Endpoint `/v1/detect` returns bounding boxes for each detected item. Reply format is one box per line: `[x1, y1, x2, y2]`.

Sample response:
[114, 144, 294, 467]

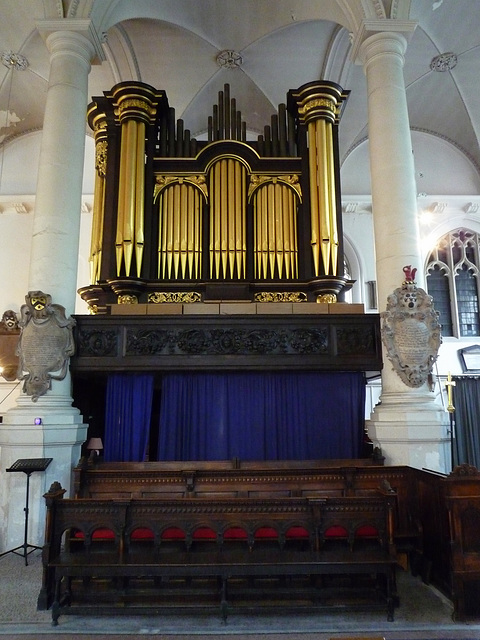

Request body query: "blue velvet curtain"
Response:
[104, 373, 154, 462]
[453, 376, 480, 468]
[157, 371, 365, 461]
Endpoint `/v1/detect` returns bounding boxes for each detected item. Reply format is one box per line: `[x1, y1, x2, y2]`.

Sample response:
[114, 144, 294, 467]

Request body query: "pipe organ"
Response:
[81, 80, 349, 312]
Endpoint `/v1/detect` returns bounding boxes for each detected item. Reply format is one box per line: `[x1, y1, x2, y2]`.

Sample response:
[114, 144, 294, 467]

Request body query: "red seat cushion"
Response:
[286, 525, 310, 539]
[193, 527, 216, 540]
[73, 528, 115, 540]
[325, 525, 348, 539]
[355, 525, 378, 538]
[224, 527, 248, 540]
[254, 526, 278, 539]
[161, 527, 186, 540]
[131, 528, 154, 540]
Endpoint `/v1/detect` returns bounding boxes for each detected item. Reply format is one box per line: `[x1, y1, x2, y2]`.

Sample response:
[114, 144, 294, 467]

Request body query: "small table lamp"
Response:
[86, 437, 103, 460]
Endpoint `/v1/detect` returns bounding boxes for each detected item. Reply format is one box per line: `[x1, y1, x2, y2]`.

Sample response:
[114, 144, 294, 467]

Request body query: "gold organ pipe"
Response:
[220, 160, 228, 278]
[228, 159, 235, 277]
[186, 185, 194, 278]
[290, 186, 296, 278]
[116, 121, 129, 275]
[194, 187, 201, 278]
[281, 184, 290, 279]
[275, 183, 284, 279]
[166, 185, 174, 278]
[291, 187, 298, 278]
[242, 165, 247, 277]
[123, 119, 138, 276]
[157, 181, 204, 280]
[210, 164, 221, 277]
[234, 162, 241, 275]
[173, 183, 181, 277]
[180, 182, 188, 277]
[208, 158, 247, 279]
[307, 121, 320, 276]
[90, 162, 105, 283]
[268, 183, 276, 277]
[317, 119, 331, 275]
[326, 122, 338, 276]
[253, 191, 259, 278]
[261, 185, 268, 278]
[158, 191, 165, 278]
[135, 121, 146, 277]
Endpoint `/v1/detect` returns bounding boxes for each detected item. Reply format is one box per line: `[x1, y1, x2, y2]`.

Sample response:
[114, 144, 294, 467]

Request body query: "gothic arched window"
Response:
[426, 229, 480, 337]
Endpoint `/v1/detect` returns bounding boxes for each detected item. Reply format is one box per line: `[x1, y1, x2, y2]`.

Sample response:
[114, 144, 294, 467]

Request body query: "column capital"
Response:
[287, 80, 349, 126]
[36, 18, 105, 63]
[350, 19, 417, 66]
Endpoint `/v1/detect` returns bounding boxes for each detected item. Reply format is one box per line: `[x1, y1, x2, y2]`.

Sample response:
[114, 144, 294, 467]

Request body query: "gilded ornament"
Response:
[93, 120, 107, 135]
[316, 294, 337, 304]
[255, 292, 307, 303]
[148, 292, 202, 304]
[115, 98, 156, 118]
[299, 98, 335, 115]
[118, 295, 138, 305]
[95, 140, 108, 177]
[154, 175, 208, 201]
[248, 174, 301, 200]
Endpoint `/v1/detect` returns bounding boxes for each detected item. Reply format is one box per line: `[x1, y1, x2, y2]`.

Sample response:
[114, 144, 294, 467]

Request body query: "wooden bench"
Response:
[38, 482, 398, 625]
[73, 458, 421, 570]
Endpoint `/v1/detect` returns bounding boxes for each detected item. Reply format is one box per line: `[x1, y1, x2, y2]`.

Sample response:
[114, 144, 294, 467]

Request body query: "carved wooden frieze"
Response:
[125, 327, 328, 356]
[71, 313, 382, 372]
[76, 329, 119, 357]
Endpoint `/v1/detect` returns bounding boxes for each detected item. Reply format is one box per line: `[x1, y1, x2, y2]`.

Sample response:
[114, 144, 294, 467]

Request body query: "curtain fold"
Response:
[157, 371, 365, 461]
[453, 376, 480, 468]
[104, 373, 154, 462]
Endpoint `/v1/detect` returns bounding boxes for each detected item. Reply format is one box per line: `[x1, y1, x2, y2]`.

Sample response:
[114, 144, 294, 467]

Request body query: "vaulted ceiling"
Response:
[1, 0, 479, 196]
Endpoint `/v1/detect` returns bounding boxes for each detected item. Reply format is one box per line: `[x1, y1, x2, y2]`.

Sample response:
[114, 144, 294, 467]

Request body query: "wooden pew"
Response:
[39, 482, 398, 625]
[72, 457, 420, 567]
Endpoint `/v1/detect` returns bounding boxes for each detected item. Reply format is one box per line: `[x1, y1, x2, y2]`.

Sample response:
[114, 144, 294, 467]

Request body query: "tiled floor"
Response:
[1, 551, 479, 638]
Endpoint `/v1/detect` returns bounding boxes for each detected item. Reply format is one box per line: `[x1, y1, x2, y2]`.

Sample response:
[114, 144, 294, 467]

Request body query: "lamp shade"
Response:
[86, 437, 103, 451]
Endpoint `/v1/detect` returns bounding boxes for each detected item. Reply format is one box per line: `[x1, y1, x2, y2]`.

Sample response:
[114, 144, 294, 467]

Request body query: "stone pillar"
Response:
[0, 25, 99, 552]
[354, 24, 448, 470]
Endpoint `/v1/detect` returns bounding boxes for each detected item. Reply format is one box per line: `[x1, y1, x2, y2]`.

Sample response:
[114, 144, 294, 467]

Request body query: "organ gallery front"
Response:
[80, 80, 350, 311]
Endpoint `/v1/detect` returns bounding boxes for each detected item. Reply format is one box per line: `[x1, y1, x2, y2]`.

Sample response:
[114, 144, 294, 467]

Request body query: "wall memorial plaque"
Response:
[0, 310, 20, 381]
[16, 291, 75, 401]
[381, 266, 441, 388]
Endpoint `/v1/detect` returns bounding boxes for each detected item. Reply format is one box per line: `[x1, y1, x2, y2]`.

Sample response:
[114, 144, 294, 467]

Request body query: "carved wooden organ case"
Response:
[81, 80, 350, 311]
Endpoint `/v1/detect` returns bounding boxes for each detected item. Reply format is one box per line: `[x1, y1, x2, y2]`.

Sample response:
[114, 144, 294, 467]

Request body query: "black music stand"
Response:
[0, 458, 52, 565]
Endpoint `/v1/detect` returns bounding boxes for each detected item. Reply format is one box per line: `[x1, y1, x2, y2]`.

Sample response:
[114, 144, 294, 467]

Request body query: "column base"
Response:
[0, 395, 87, 553]
[366, 391, 450, 472]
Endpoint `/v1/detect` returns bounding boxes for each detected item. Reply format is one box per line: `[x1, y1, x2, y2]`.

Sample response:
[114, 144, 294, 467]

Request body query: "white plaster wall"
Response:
[340, 131, 480, 198]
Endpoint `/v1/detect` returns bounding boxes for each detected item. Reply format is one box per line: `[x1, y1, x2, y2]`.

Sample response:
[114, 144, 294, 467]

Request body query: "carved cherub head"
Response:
[1, 310, 19, 331]
[25, 291, 51, 320]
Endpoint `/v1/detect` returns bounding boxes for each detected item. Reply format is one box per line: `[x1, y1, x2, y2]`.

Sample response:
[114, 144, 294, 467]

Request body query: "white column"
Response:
[357, 28, 448, 470]
[0, 28, 95, 553]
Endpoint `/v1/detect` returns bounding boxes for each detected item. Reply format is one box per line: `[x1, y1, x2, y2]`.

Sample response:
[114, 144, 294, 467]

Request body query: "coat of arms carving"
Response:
[381, 266, 441, 388]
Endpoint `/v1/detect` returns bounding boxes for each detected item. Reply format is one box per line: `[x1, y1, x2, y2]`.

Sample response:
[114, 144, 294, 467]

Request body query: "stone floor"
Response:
[1, 550, 479, 639]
